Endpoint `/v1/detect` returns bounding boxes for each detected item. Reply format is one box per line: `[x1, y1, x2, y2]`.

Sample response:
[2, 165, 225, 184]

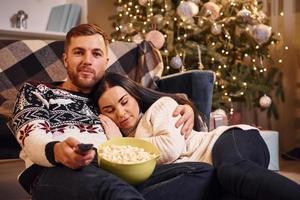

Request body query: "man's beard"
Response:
[68, 70, 99, 92]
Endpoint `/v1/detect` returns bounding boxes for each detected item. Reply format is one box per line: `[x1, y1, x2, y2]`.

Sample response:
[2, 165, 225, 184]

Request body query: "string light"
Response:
[111, 0, 286, 117]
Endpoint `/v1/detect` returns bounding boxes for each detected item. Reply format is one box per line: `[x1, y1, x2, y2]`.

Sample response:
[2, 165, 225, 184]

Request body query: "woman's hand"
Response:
[173, 104, 194, 139]
[99, 114, 123, 140]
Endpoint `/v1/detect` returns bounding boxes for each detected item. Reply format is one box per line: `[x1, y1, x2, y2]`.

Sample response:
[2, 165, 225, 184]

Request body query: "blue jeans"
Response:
[212, 128, 300, 200]
[31, 162, 216, 200]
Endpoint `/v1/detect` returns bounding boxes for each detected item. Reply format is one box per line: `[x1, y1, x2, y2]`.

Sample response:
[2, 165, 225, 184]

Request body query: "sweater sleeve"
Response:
[135, 97, 186, 164]
[11, 82, 55, 167]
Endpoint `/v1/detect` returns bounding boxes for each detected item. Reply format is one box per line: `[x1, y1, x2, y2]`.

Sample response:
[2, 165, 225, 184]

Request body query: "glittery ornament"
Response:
[252, 24, 272, 45]
[145, 30, 165, 49]
[177, 1, 199, 21]
[116, 6, 123, 12]
[190, 0, 201, 4]
[259, 94, 272, 108]
[153, 14, 164, 25]
[211, 23, 222, 35]
[170, 55, 183, 69]
[201, 2, 220, 20]
[237, 7, 251, 18]
[138, 0, 148, 6]
[132, 33, 143, 44]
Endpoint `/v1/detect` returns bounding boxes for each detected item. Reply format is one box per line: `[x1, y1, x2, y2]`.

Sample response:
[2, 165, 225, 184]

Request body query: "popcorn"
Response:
[99, 144, 156, 164]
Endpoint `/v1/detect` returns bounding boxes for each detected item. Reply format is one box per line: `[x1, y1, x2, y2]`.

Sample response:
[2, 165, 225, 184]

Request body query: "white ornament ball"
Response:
[145, 30, 165, 49]
[132, 33, 143, 44]
[138, 0, 148, 6]
[187, 1, 199, 16]
[252, 24, 272, 45]
[177, 1, 199, 21]
[170, 55, 183, 69]
[211, 24, 222, 35]
[259, 95, 272, 108]
[201, 2, 220, 20]
[237, 7, 252, 18]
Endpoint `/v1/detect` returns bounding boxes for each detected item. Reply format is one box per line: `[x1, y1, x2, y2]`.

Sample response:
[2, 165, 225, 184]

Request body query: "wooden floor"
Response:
[278, 158, 300, 184]
[0, 158, 299, 199]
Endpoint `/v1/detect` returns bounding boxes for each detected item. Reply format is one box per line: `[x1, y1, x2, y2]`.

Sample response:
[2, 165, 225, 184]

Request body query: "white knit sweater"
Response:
[134, 97, 257, 165]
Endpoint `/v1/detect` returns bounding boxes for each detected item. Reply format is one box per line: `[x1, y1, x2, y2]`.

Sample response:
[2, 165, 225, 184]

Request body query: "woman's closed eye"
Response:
[121, 99, 128, 105]
[102, 107, 114, 114]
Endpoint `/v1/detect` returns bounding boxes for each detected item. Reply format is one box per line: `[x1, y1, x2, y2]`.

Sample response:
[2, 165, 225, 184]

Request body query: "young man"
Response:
[11, 24, 216, 200]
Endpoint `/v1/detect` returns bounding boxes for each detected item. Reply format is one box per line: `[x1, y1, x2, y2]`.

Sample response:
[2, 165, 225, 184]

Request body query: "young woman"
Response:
[93, 72, 300, 200]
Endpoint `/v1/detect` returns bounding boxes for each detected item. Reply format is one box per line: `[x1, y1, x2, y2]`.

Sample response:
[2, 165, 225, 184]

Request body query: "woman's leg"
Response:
[136, 162, 219, 200]
[212, 128, 300, 200]
[31, 164, 145, 200]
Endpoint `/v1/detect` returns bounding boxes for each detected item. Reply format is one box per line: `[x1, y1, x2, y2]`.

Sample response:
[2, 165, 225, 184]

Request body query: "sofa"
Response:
[0, 39, 215, 199]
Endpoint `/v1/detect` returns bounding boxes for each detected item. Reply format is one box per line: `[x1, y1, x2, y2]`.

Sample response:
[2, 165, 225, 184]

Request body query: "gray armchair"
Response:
[157, 70, 215, 128]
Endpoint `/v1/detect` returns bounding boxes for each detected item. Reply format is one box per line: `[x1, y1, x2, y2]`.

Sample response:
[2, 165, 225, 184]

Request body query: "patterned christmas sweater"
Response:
[11, 81, 107, 168]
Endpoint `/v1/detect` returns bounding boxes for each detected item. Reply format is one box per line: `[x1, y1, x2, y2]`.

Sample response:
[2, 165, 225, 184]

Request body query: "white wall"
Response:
[0, 0, 69, 31]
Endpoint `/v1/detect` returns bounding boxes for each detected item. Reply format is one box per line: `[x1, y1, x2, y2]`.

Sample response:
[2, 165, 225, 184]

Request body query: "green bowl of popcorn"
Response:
[98, 137, 160, 185]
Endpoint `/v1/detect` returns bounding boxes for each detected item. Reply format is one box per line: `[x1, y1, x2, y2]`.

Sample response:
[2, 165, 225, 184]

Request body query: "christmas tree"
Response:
[110, 0, 285, 119]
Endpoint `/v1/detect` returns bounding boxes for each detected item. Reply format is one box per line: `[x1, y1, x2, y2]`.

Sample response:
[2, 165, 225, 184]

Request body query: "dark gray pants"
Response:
[31, 162, 216, 200]
[212, 128, 300, 200]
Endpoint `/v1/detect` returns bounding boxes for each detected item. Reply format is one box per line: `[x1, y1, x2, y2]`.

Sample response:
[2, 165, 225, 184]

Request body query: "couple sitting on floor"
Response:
[11, 23, 300, 200]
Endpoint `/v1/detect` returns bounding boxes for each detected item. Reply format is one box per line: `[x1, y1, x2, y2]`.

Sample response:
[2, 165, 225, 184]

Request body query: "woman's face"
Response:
[98, 86, 140, 129]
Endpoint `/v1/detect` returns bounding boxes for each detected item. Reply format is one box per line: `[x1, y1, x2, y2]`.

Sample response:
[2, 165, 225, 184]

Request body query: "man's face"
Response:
[63, 34, 109, 93]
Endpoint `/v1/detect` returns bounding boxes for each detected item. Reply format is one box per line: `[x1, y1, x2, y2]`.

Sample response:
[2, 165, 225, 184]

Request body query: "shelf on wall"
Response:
[0, 27, 66, 40]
